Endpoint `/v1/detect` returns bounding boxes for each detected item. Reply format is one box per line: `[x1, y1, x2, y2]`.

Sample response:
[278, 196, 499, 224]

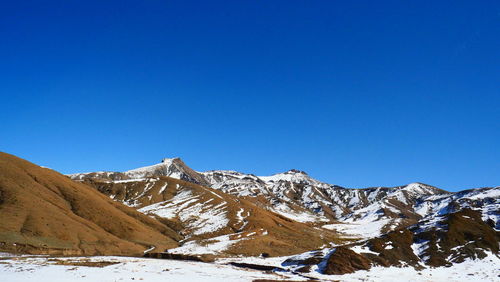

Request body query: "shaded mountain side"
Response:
[0, 152, 181, 256]
[282, 208, 500, 275]
[80, 176, 343, 257]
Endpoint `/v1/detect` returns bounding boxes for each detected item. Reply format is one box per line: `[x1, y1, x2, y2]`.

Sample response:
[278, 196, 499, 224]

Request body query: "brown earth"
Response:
[0, 152, 181, 256]
[323, 246, 371, 275]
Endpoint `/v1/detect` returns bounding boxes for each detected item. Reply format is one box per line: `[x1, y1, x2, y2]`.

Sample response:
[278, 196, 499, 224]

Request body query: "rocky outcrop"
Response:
[323, 247, 371, 275]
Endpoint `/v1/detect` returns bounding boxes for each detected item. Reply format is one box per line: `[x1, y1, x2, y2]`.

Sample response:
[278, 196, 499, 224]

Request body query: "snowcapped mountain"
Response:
[201, 169, 452, 235]
[69, 158, 497, 234]
[67, 157, 499, 276]
[124, 158, 210, 186]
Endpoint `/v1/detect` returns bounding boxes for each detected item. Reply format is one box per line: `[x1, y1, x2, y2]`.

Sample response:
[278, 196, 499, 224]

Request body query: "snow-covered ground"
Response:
[168, 229, 269, 255]
[1, 252, 498, 282]
[322, 220, 393, 239]
[270, 202, 328, 223]
[0, 255, 297, 282]
[168, 233, 246, 255]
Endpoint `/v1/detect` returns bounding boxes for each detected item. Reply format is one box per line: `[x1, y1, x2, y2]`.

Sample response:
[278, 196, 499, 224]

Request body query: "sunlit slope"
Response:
[0, 152, 181, 255]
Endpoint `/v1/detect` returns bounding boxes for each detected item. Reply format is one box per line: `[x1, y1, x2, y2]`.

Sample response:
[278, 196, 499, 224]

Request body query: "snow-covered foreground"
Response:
[0, 253, 498, 282]
[0, 255, 294, 282]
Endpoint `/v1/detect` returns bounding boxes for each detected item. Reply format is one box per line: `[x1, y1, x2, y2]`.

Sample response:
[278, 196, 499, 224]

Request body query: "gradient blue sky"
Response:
[1, 1, 499, 191]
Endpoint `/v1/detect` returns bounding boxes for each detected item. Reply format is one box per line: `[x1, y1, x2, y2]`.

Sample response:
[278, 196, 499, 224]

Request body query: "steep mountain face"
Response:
[0, 152, 181, 256]
[201, 169, 332, 223]
[203, 169, 451, 237]
[80, 176, 340, 257]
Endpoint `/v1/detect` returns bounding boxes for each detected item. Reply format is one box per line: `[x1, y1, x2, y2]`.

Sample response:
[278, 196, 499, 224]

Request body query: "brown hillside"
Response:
[0, 152, 181, 256]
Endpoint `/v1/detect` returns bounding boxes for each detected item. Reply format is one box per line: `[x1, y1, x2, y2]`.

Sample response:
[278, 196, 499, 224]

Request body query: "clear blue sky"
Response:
[1, 1, 499, 191]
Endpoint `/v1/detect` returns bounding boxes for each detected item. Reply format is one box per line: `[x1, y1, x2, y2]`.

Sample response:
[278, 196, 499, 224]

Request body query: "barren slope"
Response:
[0, 152, 181, 256]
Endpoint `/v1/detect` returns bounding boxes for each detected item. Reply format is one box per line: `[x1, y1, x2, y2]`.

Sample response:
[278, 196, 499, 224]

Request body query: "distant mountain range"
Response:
[1, 153, 497, 276]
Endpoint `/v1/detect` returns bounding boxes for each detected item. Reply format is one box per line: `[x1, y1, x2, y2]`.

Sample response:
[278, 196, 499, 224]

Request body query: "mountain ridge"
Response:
[70, 158, 465, 193]
[69, 158, 497, 238]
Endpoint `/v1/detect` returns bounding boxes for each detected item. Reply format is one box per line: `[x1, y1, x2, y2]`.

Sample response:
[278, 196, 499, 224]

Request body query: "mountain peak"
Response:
[284, 169, 308, 175]
[124, 158, 208, 185]
[259, 169, 321, 185]
[400, 182, 446, 195]
[160, 157, 182, 164]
